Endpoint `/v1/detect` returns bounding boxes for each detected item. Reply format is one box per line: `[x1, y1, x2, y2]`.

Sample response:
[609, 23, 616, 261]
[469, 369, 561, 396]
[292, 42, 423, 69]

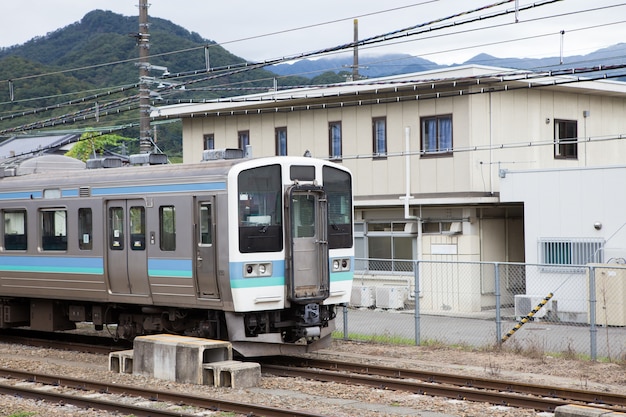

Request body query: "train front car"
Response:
[224, 157, 353, 356]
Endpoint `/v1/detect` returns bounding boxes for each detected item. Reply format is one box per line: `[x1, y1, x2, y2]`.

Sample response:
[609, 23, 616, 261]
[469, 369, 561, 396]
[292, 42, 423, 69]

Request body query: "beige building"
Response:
[153, 65, 626, 313]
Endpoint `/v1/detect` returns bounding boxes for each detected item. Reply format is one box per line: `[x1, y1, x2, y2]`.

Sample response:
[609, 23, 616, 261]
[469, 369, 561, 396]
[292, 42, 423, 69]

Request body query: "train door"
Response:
[106, 200, 150, 295]
[286, 187, 329, 302]
[195, 197, 219, 298]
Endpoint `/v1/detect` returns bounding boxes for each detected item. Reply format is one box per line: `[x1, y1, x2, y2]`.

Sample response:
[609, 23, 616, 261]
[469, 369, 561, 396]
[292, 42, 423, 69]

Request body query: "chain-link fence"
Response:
[337, 259, 626, 361]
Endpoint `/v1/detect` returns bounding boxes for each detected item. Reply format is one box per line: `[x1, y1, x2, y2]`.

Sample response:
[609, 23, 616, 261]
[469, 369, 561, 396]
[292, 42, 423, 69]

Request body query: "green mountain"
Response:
[0, 10, 334, 156]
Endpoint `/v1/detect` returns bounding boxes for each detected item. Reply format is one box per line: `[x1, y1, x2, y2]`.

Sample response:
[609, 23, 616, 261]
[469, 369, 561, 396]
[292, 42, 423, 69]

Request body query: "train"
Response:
[0, 150, 354, 356]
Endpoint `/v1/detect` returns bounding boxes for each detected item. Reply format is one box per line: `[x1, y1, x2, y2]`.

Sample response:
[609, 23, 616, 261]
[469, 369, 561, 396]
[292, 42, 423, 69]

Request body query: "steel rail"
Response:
[0, 328, 132, 354]
[0, 367, 328, 417]
[278, 357, 626, 408]
[0, 381, 195, 417]
[262, 361, 626, 413]
[263, 363, 569, 412]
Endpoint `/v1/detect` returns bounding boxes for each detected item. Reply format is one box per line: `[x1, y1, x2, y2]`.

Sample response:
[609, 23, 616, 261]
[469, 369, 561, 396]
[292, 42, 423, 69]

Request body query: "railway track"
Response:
[4, 330, 626, 414]
[262, 356, 626, 413]
[0, 328, 132, 354]
[0, 367, 327, 417]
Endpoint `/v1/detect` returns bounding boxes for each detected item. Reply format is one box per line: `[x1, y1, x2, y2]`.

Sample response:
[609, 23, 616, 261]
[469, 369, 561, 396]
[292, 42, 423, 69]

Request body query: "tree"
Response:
[65, 131, 132, 161]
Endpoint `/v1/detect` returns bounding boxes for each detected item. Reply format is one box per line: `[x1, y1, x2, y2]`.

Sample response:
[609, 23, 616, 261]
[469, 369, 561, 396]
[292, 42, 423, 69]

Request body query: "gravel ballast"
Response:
[0, 338, 624, 417]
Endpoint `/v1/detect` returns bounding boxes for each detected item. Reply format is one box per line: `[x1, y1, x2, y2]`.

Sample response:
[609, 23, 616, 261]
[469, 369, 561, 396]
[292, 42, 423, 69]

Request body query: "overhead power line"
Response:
[1, 0, 617, 135]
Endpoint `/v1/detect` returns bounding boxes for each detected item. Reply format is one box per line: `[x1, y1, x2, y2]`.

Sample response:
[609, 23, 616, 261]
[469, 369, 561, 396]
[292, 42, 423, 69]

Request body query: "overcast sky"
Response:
[3, 1, 626, 65]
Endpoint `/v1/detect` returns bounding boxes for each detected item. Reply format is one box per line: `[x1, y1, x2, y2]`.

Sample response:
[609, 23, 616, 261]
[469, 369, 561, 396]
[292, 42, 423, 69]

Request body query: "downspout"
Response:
[489, 91, 494, 195]
[403, 126, 420, 238]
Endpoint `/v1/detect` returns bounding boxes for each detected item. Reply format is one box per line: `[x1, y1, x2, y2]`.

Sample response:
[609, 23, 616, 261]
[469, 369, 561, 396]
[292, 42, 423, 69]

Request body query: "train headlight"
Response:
[259, 262, 272, 276]
[244, 262, 273, 277]
[332, 258, 350, 272]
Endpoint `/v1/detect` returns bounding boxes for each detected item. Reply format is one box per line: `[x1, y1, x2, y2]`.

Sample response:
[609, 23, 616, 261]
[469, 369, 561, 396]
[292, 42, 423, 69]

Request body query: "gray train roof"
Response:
[0, 157, 243, 194]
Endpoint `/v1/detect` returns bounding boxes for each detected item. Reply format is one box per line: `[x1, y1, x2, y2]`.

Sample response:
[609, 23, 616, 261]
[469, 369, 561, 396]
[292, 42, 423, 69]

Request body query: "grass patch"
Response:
[332, 331, 415, 345]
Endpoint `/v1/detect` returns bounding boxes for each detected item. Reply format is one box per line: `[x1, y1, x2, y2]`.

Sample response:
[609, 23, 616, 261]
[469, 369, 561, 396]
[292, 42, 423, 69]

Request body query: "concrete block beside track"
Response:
[132, 334, 232, 384]
[555, 405, 626, 417]
[203, 360, 261, 388]
[109, 349, 134, 374]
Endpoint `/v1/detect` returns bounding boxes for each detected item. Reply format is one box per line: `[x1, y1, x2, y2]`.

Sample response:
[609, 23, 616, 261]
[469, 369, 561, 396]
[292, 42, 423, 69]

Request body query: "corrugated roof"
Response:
[0, 134, 79, 172]
[152, 64, 626, 119]
[0, 134, 77, 159]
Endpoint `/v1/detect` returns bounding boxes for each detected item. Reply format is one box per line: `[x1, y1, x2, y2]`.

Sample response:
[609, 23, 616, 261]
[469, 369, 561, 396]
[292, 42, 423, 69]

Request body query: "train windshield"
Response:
[323, 166, 353, 249]
[238, 164, 283, 253]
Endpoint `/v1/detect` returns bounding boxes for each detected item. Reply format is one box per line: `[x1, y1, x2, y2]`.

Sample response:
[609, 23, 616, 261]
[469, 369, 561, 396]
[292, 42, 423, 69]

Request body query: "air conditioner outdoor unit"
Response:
[350, 286, 375, 308]
[375, 286, 408, 309]
[514, 295, 557, 320]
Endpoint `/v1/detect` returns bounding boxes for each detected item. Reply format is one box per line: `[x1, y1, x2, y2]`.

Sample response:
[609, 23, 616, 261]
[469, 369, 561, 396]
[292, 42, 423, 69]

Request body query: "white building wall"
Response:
[500, 165, 626, 320]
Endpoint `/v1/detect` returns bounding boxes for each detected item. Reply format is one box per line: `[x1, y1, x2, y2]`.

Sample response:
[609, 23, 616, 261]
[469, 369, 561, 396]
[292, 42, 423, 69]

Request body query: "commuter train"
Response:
[0, 151, 354, 356]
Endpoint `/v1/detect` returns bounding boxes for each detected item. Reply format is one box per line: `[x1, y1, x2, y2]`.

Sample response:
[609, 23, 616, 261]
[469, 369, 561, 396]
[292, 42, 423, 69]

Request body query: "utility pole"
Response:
[352, 19, 359, 81]
[138, 0, 152, 154]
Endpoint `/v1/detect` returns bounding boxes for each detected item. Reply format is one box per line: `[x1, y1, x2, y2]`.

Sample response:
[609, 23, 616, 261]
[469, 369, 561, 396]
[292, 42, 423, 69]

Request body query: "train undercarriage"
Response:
[0, 298, 336, 349]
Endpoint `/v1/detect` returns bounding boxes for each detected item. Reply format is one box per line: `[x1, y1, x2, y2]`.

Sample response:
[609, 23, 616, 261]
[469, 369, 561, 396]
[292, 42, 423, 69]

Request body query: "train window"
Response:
[160, 206, 176, 251]
[238, 164, 283, 253]
[41, 209, 67, 251]
[293, 194, 316, 238]
[290, 165, 315, 181]
[78, 208, 93, 250]
[129, 206, 145, 251]
[323, 166, 353, 249]
[3, 210, 27, 250]
[199, 203, 212, 245]
[109, 207, 124, 250]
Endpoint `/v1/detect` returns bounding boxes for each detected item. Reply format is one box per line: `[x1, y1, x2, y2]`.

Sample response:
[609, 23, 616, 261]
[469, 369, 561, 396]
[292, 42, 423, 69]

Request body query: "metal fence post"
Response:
[414, 259, 421, 346]
[342, 303, 348, 340]
[494, 262, 502, 346]
[588, 265, 597, 360]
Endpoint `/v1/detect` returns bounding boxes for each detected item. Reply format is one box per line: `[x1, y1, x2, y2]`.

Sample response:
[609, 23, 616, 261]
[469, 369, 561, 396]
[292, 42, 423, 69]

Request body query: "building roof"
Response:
[152, 64, 626, 119]
[0, 134, 79, 171]
[0, 134, 77, 159]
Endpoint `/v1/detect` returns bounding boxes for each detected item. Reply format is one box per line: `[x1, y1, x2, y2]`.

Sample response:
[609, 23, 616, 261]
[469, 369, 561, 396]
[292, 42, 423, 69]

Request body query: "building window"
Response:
[78, 208, 93, 250]
[159, 206, 176, 251]
[275, 127, 287, 156]
[372, 117, 387, 158]
[203, 133, 214, 150]
[3, 210, 27, 250]
[539, 238, 603, 272]
[41, 209, 67, 251]
[355, 221, 416, 272]
[554, 119, 577, 159]
[238, 130, 250, 150]
[421, 114, 452, 155]
[329, 121, 342, 160]
[422, 221, 462, 234]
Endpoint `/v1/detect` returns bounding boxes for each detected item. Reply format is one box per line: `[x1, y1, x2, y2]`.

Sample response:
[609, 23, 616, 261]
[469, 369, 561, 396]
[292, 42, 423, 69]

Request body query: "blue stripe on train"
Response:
[229, 260, 286, 289]
[0, 256, 104, 274]
[228, 259, 353, 289]
[0, 182, 226, 201]
[147, 258, 193, 278]
[93, 182, 226, 196]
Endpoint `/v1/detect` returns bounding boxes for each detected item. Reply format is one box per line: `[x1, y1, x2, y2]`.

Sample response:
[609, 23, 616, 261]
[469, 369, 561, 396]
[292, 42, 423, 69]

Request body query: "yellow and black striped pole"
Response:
[501, 292, 554, 343]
